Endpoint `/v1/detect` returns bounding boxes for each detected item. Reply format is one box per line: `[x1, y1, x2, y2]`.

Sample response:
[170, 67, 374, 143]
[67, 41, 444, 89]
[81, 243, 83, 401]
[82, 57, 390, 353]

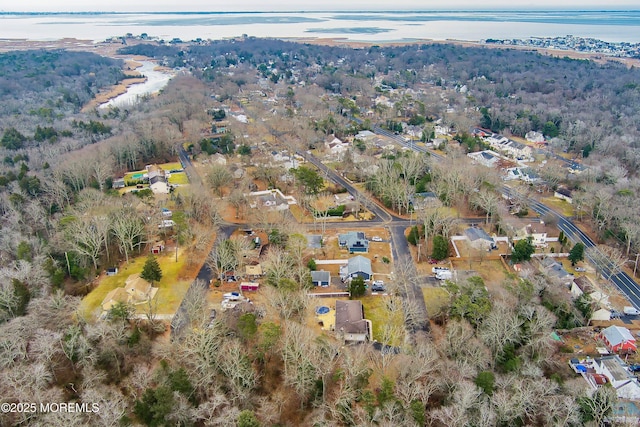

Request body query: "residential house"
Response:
[484, 134, 533, 160]
[101, 288, 130, 311]
[340, 255, 373, 281]
[503, 217, 557, 247]
[467, 150, 500, 168]
[147, 165, 169, 194]
[571, 276, 595, 299]
[125, 274, 157, 303]
[325, 135, 350, 156]
[600, 325, 637, 354]
[464, 227, 495, 251]
[247, 189, 297, 211]
[519, 168, 541, 184]
[525, 131, 545, 143]
[410, 192, 442, 210]
[338, 231, 369, 253]
[311, 270, 331, 287]
[335, 300, 371, 343]
[541, 257, 574, 286]
[554, 187, 573, 204]
[594, 356, 640, 399]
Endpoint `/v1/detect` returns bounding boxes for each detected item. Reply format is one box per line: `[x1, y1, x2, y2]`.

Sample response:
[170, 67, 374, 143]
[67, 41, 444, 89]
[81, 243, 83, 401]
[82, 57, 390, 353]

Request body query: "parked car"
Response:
[372, 280, 385, 292]
[371, 236, 383, 242]
[371, 283, 387, 292]
[624, 306, 640, 316]
[575, 267, 586, 272]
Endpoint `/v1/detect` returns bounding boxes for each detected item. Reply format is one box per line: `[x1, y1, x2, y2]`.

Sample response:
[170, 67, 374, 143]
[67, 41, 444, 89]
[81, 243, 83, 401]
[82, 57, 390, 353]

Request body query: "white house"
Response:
[148, 165, 169, 194]
[467, 150, 501, 168]
[525, 131, 545, 143]
[325, 135, 350, 156]
[247, 189, 297, 211]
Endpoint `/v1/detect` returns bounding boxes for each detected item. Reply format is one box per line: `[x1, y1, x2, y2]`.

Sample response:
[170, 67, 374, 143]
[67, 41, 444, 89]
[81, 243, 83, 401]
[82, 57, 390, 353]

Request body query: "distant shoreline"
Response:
[0, 35, 638, 70]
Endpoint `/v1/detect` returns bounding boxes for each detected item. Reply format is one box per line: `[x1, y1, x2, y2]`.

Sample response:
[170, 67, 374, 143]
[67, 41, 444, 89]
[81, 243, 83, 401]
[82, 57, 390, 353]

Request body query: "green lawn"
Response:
[541, 197, 574, 217]
[160, 162, 183, 171]
[422, 287, 450, 318]
[79, 251, 191, 319]
[361, 295, 404, 345]
[168, 172, 189, 185]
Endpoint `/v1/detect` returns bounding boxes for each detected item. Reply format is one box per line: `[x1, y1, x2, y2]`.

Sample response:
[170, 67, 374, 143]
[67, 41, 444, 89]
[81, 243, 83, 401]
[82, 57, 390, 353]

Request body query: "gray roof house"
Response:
[335, 300, 371, 343]
[311, 270, 330, 287]
[340, 255, 372, 281]
[339, 231, 369, 253]
[541, 258, 574, 285]
[464, 227, 495, 250]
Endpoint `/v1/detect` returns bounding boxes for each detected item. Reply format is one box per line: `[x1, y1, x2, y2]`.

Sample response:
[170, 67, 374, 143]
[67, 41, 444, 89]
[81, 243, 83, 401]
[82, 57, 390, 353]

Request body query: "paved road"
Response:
[503, 185, 640, 309]
[178, 146, 202, 187]
[299, 150, 397, 223]
[369, 123, 640, 310]
[389, 224, 430, 334]
[300, 150, 430, 333]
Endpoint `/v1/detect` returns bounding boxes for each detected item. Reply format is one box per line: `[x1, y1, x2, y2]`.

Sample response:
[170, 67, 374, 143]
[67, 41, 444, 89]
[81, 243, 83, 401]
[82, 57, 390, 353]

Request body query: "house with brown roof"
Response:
[101, 288, 130, 311]
[335, 300, 371, 343]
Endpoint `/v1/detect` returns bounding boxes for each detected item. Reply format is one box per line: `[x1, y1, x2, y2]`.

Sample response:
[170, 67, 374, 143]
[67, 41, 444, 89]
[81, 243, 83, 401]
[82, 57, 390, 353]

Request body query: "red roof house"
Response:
[600, 325, 637, 354]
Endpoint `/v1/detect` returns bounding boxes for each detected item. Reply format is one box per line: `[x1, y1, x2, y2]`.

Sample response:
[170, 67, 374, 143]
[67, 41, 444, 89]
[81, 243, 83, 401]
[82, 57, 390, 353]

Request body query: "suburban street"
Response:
[375, 123, 640, 310]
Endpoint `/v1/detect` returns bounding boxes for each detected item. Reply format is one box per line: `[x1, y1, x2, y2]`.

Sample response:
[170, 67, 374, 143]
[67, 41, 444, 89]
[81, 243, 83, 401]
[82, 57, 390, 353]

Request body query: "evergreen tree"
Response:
[141, 255, 162, 283]
[568, 242, 585, 266]
[511, 237, 535, 263]
[431, 235, 448, 260]
[348, 276, 366, 298]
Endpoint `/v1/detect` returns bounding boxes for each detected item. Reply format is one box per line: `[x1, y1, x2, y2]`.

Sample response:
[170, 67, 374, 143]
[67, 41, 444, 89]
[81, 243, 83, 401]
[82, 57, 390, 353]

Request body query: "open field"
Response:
[79, 248, 193, 319]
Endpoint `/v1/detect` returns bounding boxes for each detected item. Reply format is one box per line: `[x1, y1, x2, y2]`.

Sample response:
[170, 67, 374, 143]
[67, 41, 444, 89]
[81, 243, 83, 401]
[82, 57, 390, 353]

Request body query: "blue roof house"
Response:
[339, 231, 369, 253]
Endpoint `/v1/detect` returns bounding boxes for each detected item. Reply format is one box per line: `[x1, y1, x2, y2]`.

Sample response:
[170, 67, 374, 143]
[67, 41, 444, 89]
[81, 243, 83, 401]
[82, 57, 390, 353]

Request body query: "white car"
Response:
[575, 267, 586, 272]
[371, 236, 383, 242]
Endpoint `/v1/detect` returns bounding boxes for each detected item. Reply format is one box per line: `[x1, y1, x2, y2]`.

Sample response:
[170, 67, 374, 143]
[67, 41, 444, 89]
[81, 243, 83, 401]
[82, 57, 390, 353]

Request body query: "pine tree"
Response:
[432, 235, 449, 260]
[568, 242, 585, 266]
[141, 254, 162, 283]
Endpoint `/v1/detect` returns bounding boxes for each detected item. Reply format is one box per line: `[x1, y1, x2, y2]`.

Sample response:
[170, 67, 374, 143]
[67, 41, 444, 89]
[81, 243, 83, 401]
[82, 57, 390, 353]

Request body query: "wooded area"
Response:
[0, 37, 638, 425]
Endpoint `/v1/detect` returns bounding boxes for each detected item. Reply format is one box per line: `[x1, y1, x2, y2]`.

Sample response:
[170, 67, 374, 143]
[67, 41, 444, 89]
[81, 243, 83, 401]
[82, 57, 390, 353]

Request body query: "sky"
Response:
[4, 0, 640, 12]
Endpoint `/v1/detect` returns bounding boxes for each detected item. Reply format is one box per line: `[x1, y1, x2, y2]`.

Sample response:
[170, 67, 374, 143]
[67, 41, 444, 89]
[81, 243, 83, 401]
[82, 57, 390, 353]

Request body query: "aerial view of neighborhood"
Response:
[3, 6, 640, 426]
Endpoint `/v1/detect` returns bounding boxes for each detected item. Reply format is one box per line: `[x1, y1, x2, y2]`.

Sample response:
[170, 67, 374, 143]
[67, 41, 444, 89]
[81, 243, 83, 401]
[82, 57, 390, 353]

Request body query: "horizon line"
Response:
[3, 9, 640, 14]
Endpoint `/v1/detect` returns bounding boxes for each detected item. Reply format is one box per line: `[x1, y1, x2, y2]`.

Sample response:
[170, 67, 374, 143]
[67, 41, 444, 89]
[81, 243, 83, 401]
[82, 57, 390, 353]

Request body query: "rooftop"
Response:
[335, 300, 368, 334]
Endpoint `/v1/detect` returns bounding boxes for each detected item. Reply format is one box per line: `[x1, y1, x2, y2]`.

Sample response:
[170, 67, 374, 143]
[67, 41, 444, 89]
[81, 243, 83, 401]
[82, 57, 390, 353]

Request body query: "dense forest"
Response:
[0, 37, 638, 425]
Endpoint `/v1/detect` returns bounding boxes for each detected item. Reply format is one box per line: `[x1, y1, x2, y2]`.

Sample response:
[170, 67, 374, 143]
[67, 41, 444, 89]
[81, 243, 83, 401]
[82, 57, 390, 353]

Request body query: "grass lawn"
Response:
[422, 287, 450, 318]
[541, 197, 574, 217]
[79, 250, 192, 319]
[160, 162, 183, 171]
[360, 295, 404, 345]
[168, 172, 189, 185]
